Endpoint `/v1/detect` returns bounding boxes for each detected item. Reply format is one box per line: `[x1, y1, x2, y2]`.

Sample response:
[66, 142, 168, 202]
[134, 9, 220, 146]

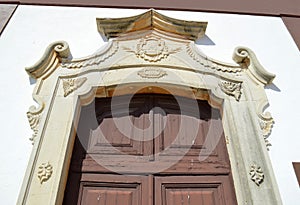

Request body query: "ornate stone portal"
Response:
[18, 9, 282, 205]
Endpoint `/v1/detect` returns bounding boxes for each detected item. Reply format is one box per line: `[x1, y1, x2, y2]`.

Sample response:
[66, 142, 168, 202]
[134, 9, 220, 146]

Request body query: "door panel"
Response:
[77, 174, 152, 205]
[155, 176, 237, 205]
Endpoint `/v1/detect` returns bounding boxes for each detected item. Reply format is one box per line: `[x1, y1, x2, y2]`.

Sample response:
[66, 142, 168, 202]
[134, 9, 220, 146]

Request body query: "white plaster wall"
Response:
[0, 5, 299, 204]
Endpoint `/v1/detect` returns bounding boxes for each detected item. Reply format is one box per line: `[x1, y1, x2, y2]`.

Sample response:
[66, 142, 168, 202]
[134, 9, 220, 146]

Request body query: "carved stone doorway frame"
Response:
[18, 10, 282, 205]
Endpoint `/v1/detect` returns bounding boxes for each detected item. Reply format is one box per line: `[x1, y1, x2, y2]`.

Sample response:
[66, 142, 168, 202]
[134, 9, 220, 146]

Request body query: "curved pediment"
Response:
[25, 9, 275, 101]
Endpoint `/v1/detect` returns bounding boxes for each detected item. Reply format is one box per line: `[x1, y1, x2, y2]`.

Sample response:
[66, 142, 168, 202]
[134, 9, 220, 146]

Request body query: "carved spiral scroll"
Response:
[233, 46, 275, 85]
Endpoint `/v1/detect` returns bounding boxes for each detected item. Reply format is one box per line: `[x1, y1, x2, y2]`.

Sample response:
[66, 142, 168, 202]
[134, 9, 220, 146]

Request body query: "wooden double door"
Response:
[63, 94, 237, 205]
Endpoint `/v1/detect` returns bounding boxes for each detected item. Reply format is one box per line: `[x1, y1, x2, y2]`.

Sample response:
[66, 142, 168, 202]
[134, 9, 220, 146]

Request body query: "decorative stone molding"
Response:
[219, 80, 242, 101]
[249, 164, 265, 186]
[96, 9, 207, 41]
[123, 36, 181, 62]
[37, 162, 53, 184]
[27, 97, 44, 145]
[186, 43, 242, 73]
[61, 42, 119, 69]
[19, 9, 282, 205]
[62, 77, 87, 97]
[25, 41, 70, 79]
[259, 112, 274, 151]
[233, 47, 276, 84]
[137, 68, 167, 79]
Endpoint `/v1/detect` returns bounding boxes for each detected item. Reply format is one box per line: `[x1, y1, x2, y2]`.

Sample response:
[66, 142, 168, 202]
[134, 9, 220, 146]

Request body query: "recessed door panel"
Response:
[76, 174, 151, 205]
[155, 176, 237, 205]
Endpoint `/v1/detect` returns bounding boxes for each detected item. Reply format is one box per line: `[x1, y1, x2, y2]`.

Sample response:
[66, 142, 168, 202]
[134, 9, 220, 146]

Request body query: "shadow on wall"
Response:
[265, 83, 281, 92]
[195, 35, 215, 46]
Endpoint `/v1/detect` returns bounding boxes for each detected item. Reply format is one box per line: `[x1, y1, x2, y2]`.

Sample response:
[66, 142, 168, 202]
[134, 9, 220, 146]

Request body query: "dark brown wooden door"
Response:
[63, 94, 237, 205]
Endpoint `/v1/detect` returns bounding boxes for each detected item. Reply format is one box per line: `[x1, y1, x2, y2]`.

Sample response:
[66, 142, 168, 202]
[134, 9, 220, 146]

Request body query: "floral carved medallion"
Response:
[137, 68, 167, 79]
[62, 77, 87, 97]
[123, 36, 181, 62]
[219, 80, 242, 101]
[249, 164, 264, 186]
[37, 162, 53, 184]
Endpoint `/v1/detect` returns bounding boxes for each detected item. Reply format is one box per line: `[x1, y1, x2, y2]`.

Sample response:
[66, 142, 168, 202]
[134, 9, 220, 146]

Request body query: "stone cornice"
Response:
[96, 9, 207, 41]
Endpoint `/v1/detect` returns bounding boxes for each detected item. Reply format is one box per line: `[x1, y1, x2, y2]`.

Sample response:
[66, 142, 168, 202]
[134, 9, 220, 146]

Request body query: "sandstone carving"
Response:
[20, 9, 282, 205]
[37, 162, 53, 184]
[27, 97, 44, 145]
[137, 68, 167, 79]
[219, 80, 242, 101]
[61, 42, 119, 69]
[62, 77, 87, 97]
[187, 43, 242, 73]
[233, 47, 275, 84]
[259, 112, 274, 151]
[249, 164, 264, 186]
[123, 36, 181, 62]
[25, 41, 70, 79]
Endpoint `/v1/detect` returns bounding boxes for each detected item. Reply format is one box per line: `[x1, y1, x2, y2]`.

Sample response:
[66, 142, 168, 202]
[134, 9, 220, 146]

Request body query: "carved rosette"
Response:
[62, 77, 87, 97]
[37, 162, 53, 184]
[249, 164, 264, 186]
[219, 80, 242, 101]
[259, 113, 274, 151]
[123, 36, 181, 62]
[137, 68, 167, 79]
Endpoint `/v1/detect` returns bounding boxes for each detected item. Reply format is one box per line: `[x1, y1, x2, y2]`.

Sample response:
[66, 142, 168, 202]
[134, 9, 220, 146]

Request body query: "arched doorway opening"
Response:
[63, 93, 237, 205]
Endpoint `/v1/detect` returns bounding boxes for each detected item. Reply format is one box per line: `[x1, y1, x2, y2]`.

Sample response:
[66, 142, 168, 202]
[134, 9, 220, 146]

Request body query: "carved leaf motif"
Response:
[137, 68, 167, 79]
[27, 98, 44, 145]
[63, 77, 87, 97]
[259, 114, 274, 151]
[27, 112, 40, 144]
[186, 44, 242, 73]
[219, 80, 242, 101]
[61, 42, 119, 69]
[249, 164, 264, 186]
[123, 36, 181, 62]
[37, 162, 53, 184]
